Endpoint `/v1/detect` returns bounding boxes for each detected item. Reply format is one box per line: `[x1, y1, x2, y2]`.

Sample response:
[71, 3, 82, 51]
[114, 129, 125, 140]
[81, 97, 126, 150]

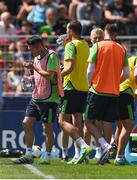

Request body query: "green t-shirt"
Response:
[64, 42, 76, 60]
[64, 42, 76, 90]
[88, 44, 98, 63]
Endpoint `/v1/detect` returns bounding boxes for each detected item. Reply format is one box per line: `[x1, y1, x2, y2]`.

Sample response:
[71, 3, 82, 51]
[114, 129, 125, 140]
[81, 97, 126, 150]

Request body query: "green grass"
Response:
[1, 158, 137, 179]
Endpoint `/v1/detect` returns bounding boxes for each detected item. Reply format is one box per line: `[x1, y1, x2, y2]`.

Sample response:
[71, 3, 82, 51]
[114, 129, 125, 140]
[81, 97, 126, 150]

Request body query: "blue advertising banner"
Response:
[1, 97, 137, 158]
[0, 110, 75, 157]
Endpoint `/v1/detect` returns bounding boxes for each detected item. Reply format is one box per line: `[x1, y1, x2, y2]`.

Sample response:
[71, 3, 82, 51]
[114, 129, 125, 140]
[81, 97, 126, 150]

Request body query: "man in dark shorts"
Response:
[114, 55, 137, 165]
[59, 20, 92, 164]
[13, 35, 64, 164]
[84, 24, 130, 165]
[83, 27, 105, 161]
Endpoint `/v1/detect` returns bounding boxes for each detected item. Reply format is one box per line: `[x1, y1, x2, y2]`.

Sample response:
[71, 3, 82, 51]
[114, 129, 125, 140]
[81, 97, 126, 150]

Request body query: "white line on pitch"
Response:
[11, 158, 55, 179]
[23, 164, 55, 179]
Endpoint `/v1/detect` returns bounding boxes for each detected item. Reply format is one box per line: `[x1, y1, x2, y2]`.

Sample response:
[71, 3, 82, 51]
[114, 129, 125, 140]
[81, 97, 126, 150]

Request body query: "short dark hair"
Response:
[22, 20, 31, 26]
[27, 35, 43, 46]
[104, 24, 118, 37]
[68, 20, 82, 36]
[86, 0, 94, 5]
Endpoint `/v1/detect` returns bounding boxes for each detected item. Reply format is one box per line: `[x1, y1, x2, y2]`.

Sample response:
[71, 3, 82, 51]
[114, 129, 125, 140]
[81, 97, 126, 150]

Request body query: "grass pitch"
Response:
[0, 158, 137, 179]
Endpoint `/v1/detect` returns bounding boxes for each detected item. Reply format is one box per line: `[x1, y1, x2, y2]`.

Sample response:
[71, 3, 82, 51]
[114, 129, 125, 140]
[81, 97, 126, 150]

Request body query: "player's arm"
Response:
[61, 42, 76, 77]
[61, 59, 75, 77]
[87, 62, 95, 87]
[120, 53, 130, 83]
[134, 67, 137, 85]
[134, 58, 137, 85]
[24, 62, 55, 80]
[120, 66, 130, 83]
[24, 53, 58, 80]
[87, 43, 98, 87]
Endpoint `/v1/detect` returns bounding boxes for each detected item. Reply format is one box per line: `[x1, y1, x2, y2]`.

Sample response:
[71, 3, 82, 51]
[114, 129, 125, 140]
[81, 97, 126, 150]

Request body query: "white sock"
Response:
[26, 148, 33, 155]
[98, 137, 109, 149]
[96, 147, 102, 153]
[62, 148, 68, 158]
[74, 146, 80, 159]
[76, 137, 88, 149]
[95, 147, 102, 159]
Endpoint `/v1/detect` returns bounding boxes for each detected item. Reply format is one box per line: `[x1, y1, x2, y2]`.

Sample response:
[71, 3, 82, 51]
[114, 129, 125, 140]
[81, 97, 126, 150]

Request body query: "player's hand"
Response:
[23, 62, 34, 69]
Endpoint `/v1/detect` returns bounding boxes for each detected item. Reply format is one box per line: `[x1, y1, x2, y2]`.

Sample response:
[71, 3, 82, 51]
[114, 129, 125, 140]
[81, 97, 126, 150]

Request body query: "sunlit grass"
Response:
[0, 158, 137, 179]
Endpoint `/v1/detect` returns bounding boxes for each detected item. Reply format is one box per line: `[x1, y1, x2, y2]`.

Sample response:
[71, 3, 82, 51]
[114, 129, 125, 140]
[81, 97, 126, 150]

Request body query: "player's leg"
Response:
[115, 93, 134, 165]
[115, 120, 122, 146]
[84, 92, 112, 165]
[102, 121, 113, 144]
[115, 120, 133, 165]
[61, 130, 69, 161]
[94, 120, 102, 159]
[67, 113, 83, 164]
[43, 123, 54, 156]
[39, 102, 58, 164]
[23, 116, 36, 154]
[84, 122, 102, 160]
[61, 116, 72, 161]
[59, 113, 92, 164]
[59, 90, 92, 164]
[13, 99, 37, 164]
